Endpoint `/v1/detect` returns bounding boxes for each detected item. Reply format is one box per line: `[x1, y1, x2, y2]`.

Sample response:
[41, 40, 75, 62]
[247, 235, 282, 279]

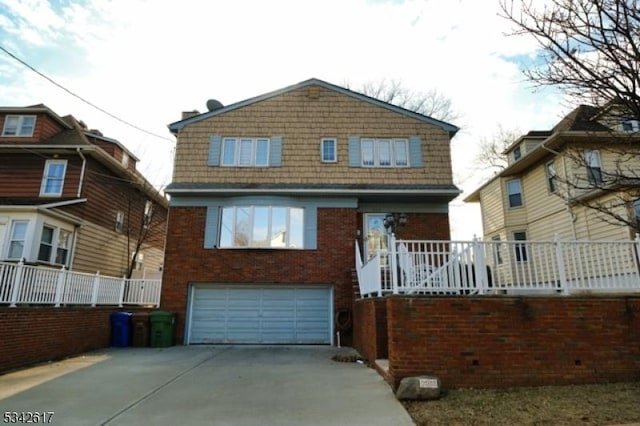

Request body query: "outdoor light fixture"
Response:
[383, 212, 407, 233]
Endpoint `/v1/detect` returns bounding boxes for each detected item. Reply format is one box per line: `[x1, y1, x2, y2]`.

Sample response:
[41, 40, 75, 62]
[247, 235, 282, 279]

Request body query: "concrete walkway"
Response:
[0, 346, 414, 426]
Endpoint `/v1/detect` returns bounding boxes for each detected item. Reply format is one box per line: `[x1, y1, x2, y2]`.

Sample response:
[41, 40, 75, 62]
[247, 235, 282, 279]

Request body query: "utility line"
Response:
[0, 44, 174, 142]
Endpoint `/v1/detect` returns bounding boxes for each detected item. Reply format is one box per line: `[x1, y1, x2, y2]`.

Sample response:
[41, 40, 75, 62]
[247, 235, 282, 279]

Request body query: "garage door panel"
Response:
[189, 286, 331, 344]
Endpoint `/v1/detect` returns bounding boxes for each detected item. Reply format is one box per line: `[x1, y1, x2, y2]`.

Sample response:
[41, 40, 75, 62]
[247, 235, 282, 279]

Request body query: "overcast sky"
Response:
[0, 0, 567, 239]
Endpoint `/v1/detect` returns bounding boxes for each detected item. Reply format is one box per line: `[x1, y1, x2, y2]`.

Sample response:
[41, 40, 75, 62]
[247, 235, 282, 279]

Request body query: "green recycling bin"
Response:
[149, 311, 176, 347]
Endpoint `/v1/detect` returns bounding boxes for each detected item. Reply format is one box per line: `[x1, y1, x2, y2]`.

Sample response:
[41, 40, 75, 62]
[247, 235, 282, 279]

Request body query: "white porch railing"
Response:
[355, 235, 640, 297]
[0, 260, 161, 307]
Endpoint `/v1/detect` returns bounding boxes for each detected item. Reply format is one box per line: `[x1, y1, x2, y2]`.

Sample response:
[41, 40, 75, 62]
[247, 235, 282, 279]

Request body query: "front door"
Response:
[364, 213, 388, 260]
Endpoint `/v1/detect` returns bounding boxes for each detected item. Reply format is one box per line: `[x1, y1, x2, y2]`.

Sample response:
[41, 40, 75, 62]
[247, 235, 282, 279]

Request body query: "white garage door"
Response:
[187, 285, 333, 344]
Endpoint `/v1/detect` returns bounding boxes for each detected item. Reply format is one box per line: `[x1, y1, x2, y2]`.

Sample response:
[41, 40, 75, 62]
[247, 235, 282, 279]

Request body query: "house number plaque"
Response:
[419, 378, 438, 388]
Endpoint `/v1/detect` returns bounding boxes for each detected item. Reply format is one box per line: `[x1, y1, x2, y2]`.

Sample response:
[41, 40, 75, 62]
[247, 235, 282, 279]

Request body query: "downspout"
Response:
[561, 153, 578, 240]
[76, 147, 87, 197]
[68, 224, 81, 271]
[543, 141, 578, 240]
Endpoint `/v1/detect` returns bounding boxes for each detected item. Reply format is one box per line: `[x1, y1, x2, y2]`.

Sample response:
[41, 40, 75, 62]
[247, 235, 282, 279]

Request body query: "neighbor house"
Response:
[465, 104, 640, 243]
[0, 104, 168, 279]
[162, 78, 460, 345]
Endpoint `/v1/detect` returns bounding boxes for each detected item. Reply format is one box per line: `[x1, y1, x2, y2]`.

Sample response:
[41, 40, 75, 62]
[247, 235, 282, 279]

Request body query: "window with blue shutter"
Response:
[270, 136, 282, 167]
[408, 136, 423, 168]
[204, 207, 220, 248]
[348, 136, 361, 167]
[208, 135, 222, 166]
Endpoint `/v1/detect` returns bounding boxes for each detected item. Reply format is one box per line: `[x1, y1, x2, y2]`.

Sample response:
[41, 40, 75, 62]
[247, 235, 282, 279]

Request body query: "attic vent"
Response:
[206, 99, 224, 112]
[308, 87, 320, 99]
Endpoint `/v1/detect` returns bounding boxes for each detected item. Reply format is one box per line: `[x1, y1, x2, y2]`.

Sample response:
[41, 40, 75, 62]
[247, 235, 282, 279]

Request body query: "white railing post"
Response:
[91, 271, 100, 307]
[555, 235, 569, 295]
[9, 258, 25, 308]
[54, 265, 67, 308]
[118, 276, 127, 307]
[473, 236, 488, 295]
[389, 233, 399, 294]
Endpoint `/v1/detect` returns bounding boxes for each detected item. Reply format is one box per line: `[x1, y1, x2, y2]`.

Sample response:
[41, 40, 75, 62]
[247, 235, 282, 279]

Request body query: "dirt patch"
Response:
[403, 382, 640, 425]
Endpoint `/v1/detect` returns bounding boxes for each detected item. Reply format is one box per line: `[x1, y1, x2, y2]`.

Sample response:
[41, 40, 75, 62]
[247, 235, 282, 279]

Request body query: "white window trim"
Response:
[2, 114, 36, 137]
[37, 224, 73, 265]
[506, 178, 523, 208]
[512, 231, 528, 263]
[546, 161, 557, 193]
[360, 138, 409, 168]
[219, 206, 304, 249]
[620, 119, 640, 132]
[7, 220, 29, 260]
[320, 138, 338, 163]
[115, 211, 125, 233]
[221, 137, 270, 167]
[584, 149, 603, 185]
[40, 159, 67, 197]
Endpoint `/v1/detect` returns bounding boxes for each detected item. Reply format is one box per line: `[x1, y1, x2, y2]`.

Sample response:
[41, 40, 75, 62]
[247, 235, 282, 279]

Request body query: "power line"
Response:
[0, 44, 175, 143]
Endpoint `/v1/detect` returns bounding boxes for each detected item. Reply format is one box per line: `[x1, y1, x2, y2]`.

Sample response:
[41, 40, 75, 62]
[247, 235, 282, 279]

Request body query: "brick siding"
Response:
[0, 307, 151, 373]
[161, 207, 359, 343]
[354, 296, 640, 389]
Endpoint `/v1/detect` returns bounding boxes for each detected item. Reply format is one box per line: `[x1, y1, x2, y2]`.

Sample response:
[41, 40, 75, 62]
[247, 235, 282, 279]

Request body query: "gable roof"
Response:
[168, 78, 460, 137]
[464, 103, 640, 203]
[0, 104, 73, 130]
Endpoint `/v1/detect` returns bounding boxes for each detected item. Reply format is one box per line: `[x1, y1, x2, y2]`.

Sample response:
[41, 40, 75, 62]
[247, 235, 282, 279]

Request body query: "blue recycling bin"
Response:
[110, 312, 133, 347]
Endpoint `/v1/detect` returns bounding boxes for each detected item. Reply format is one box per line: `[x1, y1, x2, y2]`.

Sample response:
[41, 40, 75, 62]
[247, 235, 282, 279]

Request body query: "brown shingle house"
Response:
[162, 78, 460, 345]
[0, 104, 168, 278]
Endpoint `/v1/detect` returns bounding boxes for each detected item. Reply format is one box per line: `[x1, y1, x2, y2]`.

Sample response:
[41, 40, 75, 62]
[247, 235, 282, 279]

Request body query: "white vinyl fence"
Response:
[356, 235, 640, 297]
[0, 260, 161, 307]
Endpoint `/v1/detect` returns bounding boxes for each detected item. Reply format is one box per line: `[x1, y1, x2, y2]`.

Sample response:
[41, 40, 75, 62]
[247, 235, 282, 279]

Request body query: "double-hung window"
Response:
[40, 160, 67, 197]
[56, 230, 71, 265]
[38, 225, 72, 265]
[321, 138, 337, 163]
[222, 138, 269, 167]
[506, 179, 523, 208]
[621, 118, 639, 132]
[361, 139, 408, 167]
[2, 115, 36, 137]
[513, 231, 528, 262]
[38, 225, 55, 262]
[219, 206, 304, 249]
[513, 146, 522, 161]
[546, 161, 557, 193]
[585, 150, 603, 185]
[8, 221, 28, 259]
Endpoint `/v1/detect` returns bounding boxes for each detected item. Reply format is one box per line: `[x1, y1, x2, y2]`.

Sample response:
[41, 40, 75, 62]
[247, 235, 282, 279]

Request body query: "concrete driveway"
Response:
[0, 346, 414, 426]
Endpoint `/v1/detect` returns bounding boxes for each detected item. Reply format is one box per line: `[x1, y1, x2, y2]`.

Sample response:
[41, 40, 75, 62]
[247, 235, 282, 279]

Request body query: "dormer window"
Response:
[122, 151, 130, 168]
[2, 115, 36, 137]
[621, 118, 639, 132]
[513, 146, 522, 161]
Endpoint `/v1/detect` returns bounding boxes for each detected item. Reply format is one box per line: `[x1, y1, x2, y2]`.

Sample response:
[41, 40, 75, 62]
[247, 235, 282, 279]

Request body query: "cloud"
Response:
[0, 0, 569, 238]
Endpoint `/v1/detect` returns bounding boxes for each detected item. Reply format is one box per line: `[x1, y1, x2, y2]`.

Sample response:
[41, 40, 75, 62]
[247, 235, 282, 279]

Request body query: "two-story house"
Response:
[0, 104, 168, 279]
[465, 103, 640, 243]
[162, 78, 460, 345]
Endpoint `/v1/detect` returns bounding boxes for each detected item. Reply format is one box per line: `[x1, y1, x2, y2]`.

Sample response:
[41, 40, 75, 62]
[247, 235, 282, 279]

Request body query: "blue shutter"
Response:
[270, 136, 282, 167]
[348, 136, 360, 167]
[204, 207, 220, 248]
[208, 135, 222, 166]
[303, 207, 317, 250]
[409, 136, 423, 168]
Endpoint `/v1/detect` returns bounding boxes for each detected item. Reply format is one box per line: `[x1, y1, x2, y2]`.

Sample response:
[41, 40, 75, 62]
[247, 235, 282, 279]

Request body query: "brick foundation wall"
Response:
[162, 207, 358, 343]
[353, 298, 388, 362]
[381, 296, 640, 389]
[0, 307, 151, 374]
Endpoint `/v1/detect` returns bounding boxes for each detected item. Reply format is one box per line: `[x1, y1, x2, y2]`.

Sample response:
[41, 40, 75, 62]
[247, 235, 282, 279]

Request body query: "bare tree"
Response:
[346, 79, 460, 123]
[500, 0, 640, 117]
[500, 0, 640, 232]
[475, 126, 522, 173]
